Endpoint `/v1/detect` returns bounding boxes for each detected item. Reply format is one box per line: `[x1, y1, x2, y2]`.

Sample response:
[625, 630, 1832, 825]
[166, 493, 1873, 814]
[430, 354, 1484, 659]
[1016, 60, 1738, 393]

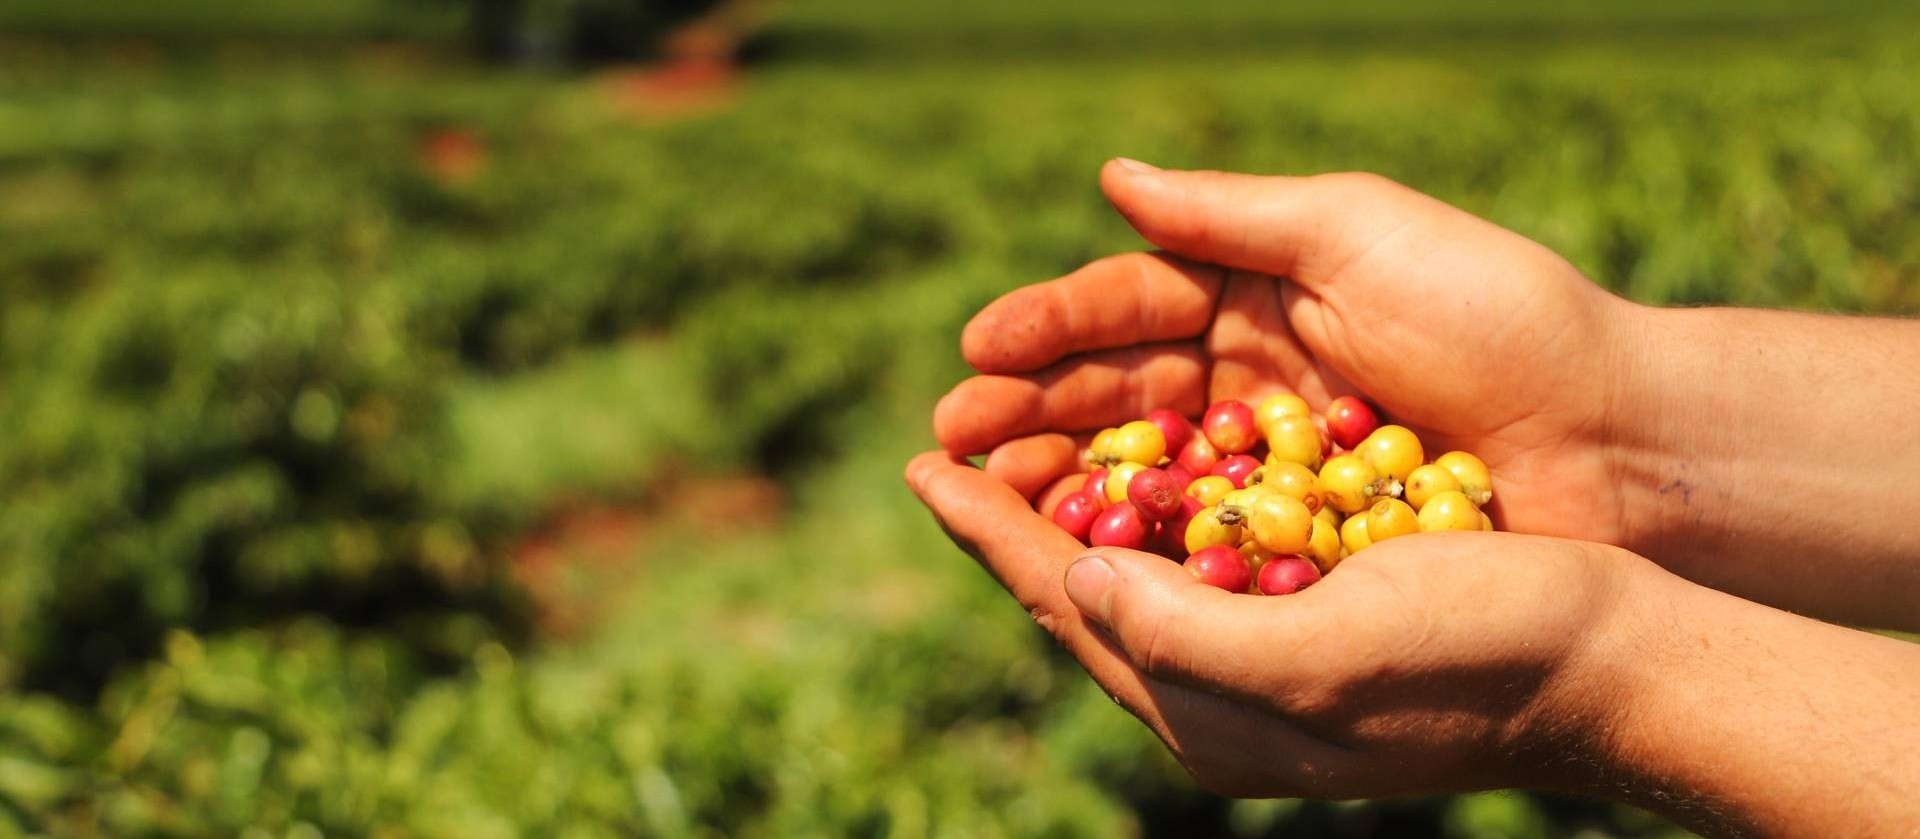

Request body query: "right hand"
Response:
[939, 161, 1658, 551]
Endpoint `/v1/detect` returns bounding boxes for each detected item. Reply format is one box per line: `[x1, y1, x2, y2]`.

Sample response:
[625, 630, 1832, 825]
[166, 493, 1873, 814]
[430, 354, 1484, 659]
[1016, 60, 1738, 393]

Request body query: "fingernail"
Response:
[1065, 554, 1117, 624]
[1113, 157, 1160, 175]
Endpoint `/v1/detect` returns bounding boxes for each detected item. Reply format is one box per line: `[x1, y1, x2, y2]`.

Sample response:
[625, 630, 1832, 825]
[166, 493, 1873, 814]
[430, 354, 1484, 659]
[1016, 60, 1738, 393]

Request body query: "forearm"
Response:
[1566, 563, 1920, 837]
[1610, 304, 1920, 630]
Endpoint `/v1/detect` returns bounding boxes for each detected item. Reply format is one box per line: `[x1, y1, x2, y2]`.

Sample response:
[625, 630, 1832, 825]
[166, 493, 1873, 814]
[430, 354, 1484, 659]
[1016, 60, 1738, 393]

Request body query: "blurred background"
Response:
[1, 0, 1917, 835]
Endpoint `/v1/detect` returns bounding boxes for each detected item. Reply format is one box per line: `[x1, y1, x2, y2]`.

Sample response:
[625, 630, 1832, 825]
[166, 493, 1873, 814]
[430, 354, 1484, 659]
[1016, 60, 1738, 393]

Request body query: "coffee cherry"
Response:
[1185, 475, 1235, 507]
[1185, 545, 1254, 593]
[1319, 454, 1383, 514]
[1247, 493, 1314, 555]
[1145, 409, 1196, 459]
[1403, 464, 1463, 511]
[1157, 495, 1206, 556]
[1351, 424, 1428, 483]
[1307, 516, 1344, 572]
[1088, 427, 1119, 465]
[1357, 425, 1424, 483]
[1255, 393, 1312, 433]
[1052, 491, 1103, 542]
[1417, 490, 1482, 532]
[1126, 468, 1183, 522]
[1218, 485, 1271, 513]
[1089, 503, 1150, 550]
[1314, 503, 1343, 529]
[1202, 400, 1260, 454]
[1265, 415, 1323, 469]
[1211, 454, 1263, 489]
[1065, 407, 1496, 561]
[1184, 505, 1245, 554]
[1340, 512, 1373, 553]
[1240, 542, 1275, 592]
[1082, 468, 1109, 504]
[1256, 555, 1322, 596]
[1364, 497, 1420, 544]
[1105, 462, 1148, 504]
[1163, 463, 1197, 493]
[1324, 396, 1380, 451]
[1435, 450, 1494, 505]
[1176, 435, 1221, 477]
[1255, 460, 1323, 513]
[1110, 420, 1168, 468]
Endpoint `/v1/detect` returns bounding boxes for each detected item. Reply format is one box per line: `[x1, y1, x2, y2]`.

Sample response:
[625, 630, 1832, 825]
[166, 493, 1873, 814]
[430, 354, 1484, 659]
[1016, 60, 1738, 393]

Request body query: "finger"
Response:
[906, 452, 1367, 795]
[905, 452, 1163, 698]
[1100, 161, 1425, 287]
[1210, 271, 1360, 408]
[1063, 546, 1329, 701]
[962, 252, 1225, 375]
[934, 343, 1208, 455]
[984, 433, 1083, 502]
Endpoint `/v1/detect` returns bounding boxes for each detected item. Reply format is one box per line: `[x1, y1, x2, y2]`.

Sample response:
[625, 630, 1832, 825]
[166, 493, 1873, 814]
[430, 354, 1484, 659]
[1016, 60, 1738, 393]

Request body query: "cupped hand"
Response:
[938, 162, 1652, 549]
[904, 452, 1646, 799]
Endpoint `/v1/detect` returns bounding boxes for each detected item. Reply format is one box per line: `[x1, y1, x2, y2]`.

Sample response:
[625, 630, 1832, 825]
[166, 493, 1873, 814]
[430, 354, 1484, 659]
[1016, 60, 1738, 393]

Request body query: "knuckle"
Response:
[1130, 612, 1189, 681]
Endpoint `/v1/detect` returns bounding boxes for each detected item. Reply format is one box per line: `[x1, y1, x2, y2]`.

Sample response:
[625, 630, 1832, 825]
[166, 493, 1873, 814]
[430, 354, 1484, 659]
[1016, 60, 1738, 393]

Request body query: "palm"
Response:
[940, 249, 1635, 548]
[1201, 251, 1632, 545]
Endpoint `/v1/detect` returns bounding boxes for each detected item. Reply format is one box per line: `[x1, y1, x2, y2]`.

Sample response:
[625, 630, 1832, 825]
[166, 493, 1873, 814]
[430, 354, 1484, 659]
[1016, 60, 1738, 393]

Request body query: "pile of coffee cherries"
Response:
[1050, 395, 1497, 596]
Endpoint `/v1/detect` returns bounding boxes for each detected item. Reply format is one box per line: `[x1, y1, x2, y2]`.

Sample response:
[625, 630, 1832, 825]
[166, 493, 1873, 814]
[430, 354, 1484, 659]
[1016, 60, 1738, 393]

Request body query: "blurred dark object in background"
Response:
[466, 0, 758, 64]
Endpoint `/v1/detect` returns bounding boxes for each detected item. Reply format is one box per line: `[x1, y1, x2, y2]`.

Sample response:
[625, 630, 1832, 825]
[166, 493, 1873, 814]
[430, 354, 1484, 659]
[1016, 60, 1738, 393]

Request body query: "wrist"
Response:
[1596, 303, 1736, 563]
[1539, 562, 1746, 828]
[1499, 544, 1665, 795]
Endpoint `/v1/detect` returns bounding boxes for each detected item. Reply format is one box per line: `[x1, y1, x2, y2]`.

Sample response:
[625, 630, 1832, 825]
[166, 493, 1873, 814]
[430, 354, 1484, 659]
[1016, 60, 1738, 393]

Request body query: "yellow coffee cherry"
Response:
[1185, 475, 1235, 508]
[1088, 427, 1119, 464]
[1109, 420, 1167, 468]
[1184, 505, 1245, 554]
[1364, 498, 1420, 544]
[1104, 462, 1148, 505]
[1265, 415, 1323, 469]
[1255, 460, 1323, 513]
[1255, 392, 1312, 433]
[1240, 542, 1276, 590]
[1307, 516, 1344, 572]
[1219, 485, 1272, 513]
[1246, 493, 1314, 555]
[1403, 464, 1462, 511]
[1357, 425, 1424, 483]
[1417, 490, 1482, 532]
[1315, 504, 1343, 530]
[1318, 454, 1381, 514]
[1435, 450, 1493, 505]
[1340, 512, 1373, 553]
[1480, 510, 1494, 531]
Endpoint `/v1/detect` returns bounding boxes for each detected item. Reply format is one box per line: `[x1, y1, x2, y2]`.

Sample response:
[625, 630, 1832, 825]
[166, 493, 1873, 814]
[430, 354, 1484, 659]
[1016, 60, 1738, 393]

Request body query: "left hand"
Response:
[905, 450, 1650, 799]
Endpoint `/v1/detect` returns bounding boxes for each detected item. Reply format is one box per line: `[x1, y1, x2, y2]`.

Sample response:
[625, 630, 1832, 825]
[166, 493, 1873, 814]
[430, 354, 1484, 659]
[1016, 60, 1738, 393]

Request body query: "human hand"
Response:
[904, 451, 1643, 799]
[937, 161, 1653, 550]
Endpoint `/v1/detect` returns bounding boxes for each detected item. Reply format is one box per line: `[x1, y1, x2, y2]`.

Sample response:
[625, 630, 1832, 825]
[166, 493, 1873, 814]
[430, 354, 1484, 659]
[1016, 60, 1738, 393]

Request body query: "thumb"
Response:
[1064, 546, 1311, 693]
[1099, 160, 1425, 287]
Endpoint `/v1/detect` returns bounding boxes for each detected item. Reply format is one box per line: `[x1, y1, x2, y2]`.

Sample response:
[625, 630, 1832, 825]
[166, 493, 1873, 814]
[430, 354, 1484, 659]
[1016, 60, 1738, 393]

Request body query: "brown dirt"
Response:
[510, 473, 784, 638]
[417, 127, 487, 186]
